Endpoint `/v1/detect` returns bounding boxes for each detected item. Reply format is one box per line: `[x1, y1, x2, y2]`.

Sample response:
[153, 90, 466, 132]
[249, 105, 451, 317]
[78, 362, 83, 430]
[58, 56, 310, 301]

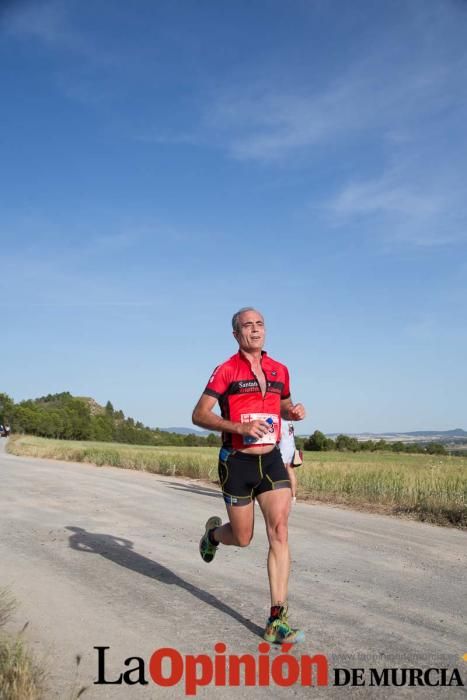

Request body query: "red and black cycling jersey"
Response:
[203, 350, 291, 450]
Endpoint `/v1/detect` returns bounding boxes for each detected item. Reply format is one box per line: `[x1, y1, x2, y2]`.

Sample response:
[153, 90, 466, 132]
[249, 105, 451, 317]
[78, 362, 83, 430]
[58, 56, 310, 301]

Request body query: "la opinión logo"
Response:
[94, 645, 466, 695]
[94, 643, 328, 695]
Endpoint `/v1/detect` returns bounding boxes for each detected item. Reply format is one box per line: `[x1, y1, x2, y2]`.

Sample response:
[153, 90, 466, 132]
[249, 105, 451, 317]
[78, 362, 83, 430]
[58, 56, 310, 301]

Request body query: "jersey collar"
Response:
[237, 349, 268, 367]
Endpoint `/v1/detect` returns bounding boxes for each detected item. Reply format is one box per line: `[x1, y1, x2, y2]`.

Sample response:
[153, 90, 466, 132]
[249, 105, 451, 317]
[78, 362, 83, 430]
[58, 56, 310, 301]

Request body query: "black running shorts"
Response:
[218, 446, 291, 506]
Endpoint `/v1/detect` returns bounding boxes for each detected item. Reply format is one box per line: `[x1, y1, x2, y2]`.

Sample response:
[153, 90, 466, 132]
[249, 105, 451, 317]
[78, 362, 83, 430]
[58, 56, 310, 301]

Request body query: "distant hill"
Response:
[35, 393, 105, 417]
[4, 391, 220, 447]
[76, 397, 106, 416]
[161, 427, 210, 436]
[401, 429, 467, 437]
[162, 426, 467, 440]
[325, 429, 467, 443]
[11, 391, 467, 446]
[327, 429, 466, 437]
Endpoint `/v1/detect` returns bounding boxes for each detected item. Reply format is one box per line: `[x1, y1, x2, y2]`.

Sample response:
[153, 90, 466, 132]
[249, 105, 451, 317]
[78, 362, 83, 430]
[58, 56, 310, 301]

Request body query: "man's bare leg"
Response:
[257, 487, 304, 642]
[256, 488, 291, 604]
[285, 464, 297, 505]
[212, 502, 255, 547]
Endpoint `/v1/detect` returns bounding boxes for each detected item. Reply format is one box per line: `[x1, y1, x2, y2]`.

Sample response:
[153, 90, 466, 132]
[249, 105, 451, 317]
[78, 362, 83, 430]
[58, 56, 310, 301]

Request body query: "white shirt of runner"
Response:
[279, 421, 295, 464]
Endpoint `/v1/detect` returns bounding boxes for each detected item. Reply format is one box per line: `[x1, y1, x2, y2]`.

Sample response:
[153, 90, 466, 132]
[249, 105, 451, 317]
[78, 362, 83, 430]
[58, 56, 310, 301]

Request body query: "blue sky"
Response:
[1, 0, 466, 434]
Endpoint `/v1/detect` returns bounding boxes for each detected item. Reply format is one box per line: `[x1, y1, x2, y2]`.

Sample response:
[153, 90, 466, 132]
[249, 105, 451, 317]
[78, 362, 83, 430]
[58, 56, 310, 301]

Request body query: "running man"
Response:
[192, 307, 306, 643]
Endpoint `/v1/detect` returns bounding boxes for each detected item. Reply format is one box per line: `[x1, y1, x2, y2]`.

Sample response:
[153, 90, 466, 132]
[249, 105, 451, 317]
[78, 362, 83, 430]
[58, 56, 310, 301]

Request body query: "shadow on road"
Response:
[164, 481, 223, 499]
[66, 526, 263, 639]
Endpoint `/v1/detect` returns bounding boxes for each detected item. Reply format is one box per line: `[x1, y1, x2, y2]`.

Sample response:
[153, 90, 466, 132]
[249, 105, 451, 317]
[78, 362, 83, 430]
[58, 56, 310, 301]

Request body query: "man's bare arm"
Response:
[280, 398, 306, 421]
[192, 394, 240, 433]
[192, 394, 271, 439]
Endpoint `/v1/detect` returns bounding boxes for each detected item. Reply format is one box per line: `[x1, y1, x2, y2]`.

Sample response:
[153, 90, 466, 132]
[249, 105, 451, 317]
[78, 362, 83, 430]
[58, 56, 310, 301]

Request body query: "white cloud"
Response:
[3, 0, 118, 67]
[197, 3, 467, 247]
[3, 0, 69, 44]
[197, 2, 467, 167]
[332, 181, 442, 219]
[204, 49, 463, 162]
[2, 0, 93, 60]
[324, 157, 467, 247]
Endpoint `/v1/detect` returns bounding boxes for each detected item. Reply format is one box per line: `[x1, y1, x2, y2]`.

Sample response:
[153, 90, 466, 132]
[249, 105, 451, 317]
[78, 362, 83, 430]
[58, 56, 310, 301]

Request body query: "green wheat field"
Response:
[7, 435, 467, 528]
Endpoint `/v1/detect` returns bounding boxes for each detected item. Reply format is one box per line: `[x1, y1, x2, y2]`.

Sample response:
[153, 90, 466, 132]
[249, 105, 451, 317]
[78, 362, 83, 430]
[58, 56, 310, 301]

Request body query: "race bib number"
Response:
[241, 413, 279, 446]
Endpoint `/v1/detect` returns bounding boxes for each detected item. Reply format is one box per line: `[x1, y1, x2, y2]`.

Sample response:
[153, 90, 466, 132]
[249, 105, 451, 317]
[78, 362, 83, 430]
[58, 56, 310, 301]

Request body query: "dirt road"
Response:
[0, 438, 465, 698]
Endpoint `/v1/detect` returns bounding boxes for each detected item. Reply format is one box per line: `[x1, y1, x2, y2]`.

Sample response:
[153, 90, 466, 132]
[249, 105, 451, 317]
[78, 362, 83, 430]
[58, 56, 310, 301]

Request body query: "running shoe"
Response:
[263, 604, 305, 644]
[199, 516, 222, 563]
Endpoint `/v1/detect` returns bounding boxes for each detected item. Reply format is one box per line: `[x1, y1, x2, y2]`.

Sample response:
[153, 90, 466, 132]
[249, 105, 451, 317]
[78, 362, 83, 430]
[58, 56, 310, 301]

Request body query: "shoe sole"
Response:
[263, 629, 305, 644]
[205, 516, 222, 532]
[199, 516, 222, 563]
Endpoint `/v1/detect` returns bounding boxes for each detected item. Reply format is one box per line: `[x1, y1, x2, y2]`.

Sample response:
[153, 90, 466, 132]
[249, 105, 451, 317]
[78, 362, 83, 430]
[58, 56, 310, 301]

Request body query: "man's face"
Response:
[234, 310, 265, 353]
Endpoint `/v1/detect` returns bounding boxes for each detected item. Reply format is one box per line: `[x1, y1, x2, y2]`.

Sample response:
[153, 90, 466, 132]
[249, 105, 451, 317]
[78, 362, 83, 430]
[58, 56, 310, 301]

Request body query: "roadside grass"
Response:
[0, 589, 88, 700]
[7, 435, 467, 528]
[296, 451, 467, 527]
[7, 435, 220, 480]
[0, 589, 44, 700]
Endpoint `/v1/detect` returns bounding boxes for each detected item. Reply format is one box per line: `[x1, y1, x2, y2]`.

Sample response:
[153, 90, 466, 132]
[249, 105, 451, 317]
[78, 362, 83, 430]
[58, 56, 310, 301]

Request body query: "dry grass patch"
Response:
[0, 590, 44, 700]
[7, 435, 219, 480]
[297, 452, 467, 527]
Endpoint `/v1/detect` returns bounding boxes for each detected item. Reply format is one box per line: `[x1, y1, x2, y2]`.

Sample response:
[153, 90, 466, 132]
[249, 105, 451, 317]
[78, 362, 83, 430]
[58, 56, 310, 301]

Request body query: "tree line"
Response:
[302, 430, 447, 455]
[0, 392, 449, 454]
[0, 392, 220, 447]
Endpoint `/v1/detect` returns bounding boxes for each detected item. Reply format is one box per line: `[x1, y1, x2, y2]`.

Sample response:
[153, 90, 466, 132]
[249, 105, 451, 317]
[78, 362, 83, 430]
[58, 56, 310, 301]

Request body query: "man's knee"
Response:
[267, 517, 289, 545]
[232, 528, 254, 547]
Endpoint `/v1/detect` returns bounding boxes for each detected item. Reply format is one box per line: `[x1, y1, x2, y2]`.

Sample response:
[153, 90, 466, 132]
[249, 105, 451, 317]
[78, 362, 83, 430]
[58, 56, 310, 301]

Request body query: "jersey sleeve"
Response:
[281, 365, 291, 400]
[203, 363, 230, 399]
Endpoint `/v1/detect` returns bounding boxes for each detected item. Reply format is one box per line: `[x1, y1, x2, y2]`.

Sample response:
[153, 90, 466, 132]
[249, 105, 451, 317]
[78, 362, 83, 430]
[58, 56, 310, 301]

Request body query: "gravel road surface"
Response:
[0, 438, 465, 698]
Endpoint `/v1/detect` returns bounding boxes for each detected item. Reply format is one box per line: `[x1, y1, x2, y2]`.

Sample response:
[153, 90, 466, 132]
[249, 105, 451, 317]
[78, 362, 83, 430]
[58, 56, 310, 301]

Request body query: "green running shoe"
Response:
[199, 516, 222, 563]
[263, 604, 305, 644]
